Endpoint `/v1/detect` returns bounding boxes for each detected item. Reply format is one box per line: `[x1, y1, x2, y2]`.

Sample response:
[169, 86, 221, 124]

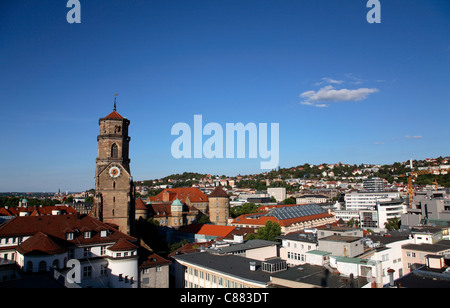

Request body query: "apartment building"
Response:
[278, 232, 318, 266]
[0, 214, 139, 288]
[402, 240, 450, 274]
[344, 191, 400, 211]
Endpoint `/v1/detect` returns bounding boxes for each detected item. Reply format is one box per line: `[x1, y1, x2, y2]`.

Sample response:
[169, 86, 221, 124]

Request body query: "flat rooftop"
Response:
[173, 252, 272, 285]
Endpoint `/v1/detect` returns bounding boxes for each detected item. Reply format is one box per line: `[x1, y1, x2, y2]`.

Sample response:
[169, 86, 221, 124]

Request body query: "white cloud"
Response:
[405, 135, 423, 139]
[299, 85, 379, 107]
[314, 77, 343, 86]
[344, 73, 363, 85]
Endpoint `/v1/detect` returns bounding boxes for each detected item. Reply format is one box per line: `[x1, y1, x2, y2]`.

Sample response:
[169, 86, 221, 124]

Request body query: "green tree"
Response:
[169, 239, 190, 253]
[385, 217, 401, 231]
[347, 218, 360, 227]
[230, 202, 260, 218]
[283, 197, 296, 205]
[253, 221, 281, 241]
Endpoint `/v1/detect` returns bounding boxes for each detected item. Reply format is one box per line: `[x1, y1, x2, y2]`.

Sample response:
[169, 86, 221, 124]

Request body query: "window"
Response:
[101, 264, 107, 275]
[84, 247, 91, 257]
[83, 266, 92, 277]
[66, 232, 74, 240]
[84, 231, 91, 239]
[111, 143, 118, 158]
[52, 259, 59, 269]
[26, 261, 33, 272]
[39, 261, 47, 272]
[68, 249, 75, 259]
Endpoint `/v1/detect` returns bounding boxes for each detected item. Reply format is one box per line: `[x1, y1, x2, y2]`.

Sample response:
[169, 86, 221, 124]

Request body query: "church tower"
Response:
[93, 97, 135, 235]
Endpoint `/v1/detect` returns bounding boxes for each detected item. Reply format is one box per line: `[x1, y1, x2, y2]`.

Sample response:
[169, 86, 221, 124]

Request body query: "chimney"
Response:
[387, 269, 395, 287]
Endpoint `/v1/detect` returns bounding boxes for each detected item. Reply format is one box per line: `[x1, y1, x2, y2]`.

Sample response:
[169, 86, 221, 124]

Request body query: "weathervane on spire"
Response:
[114, 93, 118, 111]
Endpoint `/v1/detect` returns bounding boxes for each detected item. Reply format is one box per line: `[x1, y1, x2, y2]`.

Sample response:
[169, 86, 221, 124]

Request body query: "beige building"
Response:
[139, 253, 171, 288]
[150, 187, 209, 215]
[267, 187, 286, 202]
[402, 240, 450, 274]
[318, 235, 365, 258]
[147, 199, 199, 229]
[296, 194, 328, 204]
[208, 186, 230, 225]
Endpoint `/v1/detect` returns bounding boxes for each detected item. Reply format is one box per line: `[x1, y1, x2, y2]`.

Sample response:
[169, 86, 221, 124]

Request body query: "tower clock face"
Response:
[109, 166, 121, 178]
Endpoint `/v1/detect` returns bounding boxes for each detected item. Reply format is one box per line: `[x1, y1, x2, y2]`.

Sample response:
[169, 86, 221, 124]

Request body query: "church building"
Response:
[92, 99, 135, 236]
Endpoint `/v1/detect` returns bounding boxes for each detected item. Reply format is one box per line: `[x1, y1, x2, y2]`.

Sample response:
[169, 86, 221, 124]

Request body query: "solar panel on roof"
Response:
[265, 204, 326, 220]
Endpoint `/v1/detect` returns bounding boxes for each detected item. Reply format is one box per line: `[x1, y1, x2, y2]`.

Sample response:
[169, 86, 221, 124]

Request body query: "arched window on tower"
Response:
[111, 143, 118, 158]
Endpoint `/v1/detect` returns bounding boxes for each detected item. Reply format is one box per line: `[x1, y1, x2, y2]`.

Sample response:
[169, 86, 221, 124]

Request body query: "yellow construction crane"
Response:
[398, 168, 450, 206]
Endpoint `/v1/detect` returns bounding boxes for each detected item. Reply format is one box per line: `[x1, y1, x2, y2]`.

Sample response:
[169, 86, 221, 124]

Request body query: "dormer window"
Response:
[100, 230, 108, 238]
[66, 232, 74, 240]
[84, 231, 91, 239]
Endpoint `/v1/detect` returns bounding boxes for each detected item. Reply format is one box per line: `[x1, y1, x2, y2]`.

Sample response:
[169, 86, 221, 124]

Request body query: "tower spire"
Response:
[114, 93, 118, 111]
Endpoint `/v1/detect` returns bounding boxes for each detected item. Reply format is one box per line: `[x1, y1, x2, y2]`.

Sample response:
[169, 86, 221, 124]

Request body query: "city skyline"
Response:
[1, 0, 449, 192]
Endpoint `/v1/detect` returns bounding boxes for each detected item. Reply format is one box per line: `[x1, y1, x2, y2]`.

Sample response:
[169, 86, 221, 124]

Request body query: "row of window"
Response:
[284, 241, 314, 250]
[186, 267, 250, 288]
[0, 237, 23, 245]
[287, 252, 306, 262]
[66, 229, 109, 240]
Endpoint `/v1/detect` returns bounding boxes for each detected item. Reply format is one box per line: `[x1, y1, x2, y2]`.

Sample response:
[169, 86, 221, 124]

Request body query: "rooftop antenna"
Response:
[114, 93, 118, 111]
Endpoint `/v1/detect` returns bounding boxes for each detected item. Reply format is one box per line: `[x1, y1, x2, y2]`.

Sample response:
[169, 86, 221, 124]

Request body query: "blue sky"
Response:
[0, 0, 449, 192]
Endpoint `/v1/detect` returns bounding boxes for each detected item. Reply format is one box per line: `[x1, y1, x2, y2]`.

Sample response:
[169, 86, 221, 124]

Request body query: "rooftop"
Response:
[173, 252, 273, 286]
[320, 235, 362, 243]
[271, 264, 367, 288]
[208, 239, 278, 254]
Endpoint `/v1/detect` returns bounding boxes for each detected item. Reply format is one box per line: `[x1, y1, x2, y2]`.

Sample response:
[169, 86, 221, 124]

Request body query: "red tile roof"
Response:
[135, 198, 147, 210]
[108, 238, 138, 251]
[150, 187, 208, 204]
[179, 224, 236, 238]
[0, 214, 136, 246]
[139, 253, 171, 269]
[104, 110, 124, 119]
[17, 232, 68, 255]
[0, 205, 77, 217]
